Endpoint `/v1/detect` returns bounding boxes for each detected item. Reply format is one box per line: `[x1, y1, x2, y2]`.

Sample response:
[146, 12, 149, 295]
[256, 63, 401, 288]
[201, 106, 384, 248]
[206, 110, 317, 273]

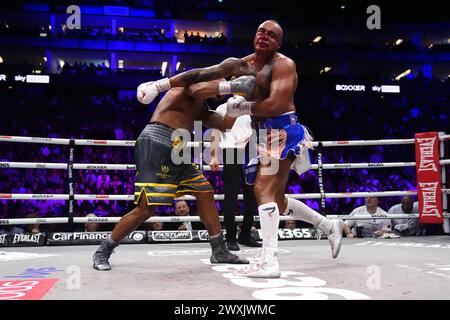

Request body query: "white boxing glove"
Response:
[226, 95, 254, 118]
[136, 78, 171, 104]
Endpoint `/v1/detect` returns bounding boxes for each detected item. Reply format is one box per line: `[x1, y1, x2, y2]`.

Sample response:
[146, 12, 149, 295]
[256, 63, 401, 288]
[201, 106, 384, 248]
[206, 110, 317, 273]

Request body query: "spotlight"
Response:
[395, 69, 412, 81]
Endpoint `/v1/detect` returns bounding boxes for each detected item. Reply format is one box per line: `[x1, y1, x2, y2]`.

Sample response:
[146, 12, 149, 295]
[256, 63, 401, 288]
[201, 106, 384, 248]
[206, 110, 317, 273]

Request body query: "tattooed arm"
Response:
[201, 109, 225, 131]
[137, 57, 252, 105]
[200, 109, 224, 172]
[169, 58, 247, 88]
[200, 107, 237, 171]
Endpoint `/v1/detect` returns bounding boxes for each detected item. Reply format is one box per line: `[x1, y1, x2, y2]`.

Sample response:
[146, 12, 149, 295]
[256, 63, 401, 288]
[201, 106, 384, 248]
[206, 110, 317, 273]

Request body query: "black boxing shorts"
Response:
[134, 122, 213, 206]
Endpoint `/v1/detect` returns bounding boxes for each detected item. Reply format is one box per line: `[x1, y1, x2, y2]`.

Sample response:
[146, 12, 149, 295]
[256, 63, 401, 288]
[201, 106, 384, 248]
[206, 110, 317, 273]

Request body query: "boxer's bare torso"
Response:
[150, 87, 206, 131]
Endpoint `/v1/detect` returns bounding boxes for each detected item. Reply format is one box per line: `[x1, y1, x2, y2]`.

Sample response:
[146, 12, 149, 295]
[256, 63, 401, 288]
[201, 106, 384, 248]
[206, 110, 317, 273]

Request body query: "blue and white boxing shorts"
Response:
[244, 111, 313, 185]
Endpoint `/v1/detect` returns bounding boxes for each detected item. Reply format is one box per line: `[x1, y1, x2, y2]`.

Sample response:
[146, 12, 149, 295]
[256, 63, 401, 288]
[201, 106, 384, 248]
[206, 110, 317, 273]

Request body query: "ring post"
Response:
[66, 139, 75, 227]
[440, 132, 450, 233]
[317, 142, 326, 215]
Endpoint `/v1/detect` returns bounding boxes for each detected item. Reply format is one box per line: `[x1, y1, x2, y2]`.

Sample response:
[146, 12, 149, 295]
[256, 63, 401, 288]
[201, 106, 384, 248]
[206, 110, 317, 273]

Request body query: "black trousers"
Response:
[222, 148, 257, 242]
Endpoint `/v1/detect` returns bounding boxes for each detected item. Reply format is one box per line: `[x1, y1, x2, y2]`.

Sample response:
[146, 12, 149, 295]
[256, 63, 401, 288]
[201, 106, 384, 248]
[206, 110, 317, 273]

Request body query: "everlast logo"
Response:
[419, 182, 440, 217]
[31, 137, 52, 142]
[36, 164, 46, 168]
[0, 219, 9, 224]
[13, 233, 41, 243]
[417, 137, 438, 172]
[126, 165, 135, 170]
[152, 231, 192, 241]
[0, 194, 12, 199]
[0, 234, 6, 244]
[0, 163, 10, 168]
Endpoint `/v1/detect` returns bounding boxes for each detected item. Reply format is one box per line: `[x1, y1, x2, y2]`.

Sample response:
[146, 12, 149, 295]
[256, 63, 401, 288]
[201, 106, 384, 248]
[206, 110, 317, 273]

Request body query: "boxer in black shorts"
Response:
[93, 76, 255, 271]
[133, 123, 214, 206]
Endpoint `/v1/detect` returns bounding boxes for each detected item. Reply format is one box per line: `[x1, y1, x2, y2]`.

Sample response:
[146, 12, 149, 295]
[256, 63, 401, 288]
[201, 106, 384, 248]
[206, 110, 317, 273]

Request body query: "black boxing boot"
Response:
[93, 237, 118, 271]
[210, 233, 249, 264]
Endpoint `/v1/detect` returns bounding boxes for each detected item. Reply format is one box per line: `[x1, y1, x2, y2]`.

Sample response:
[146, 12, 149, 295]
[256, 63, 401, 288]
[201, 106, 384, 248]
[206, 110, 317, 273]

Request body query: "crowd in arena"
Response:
[1, 83, 447, 229]
[2, 16, 450, 54]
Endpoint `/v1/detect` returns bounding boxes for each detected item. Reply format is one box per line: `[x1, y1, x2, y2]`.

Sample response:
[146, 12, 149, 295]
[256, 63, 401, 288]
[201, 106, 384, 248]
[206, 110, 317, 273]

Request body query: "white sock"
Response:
[258, 202, 280, 249]
[284, 198, 333, 234]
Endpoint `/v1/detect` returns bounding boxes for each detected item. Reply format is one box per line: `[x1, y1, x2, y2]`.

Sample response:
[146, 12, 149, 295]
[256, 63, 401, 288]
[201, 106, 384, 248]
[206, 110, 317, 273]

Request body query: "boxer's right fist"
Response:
[218, 75, 256, 98]
[226, 95, 253, 118]
[136, 78, 171, 104]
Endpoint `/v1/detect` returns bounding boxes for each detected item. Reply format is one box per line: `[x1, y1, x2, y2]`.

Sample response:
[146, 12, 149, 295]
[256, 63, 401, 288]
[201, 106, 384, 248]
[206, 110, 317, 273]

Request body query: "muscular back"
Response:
[150, 88, 206, 131]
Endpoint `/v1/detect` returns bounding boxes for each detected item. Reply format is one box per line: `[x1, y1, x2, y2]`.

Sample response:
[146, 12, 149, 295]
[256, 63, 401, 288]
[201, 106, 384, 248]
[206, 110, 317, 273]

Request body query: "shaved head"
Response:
[254, 20, 284, 53]
[263, 20, 283, 41]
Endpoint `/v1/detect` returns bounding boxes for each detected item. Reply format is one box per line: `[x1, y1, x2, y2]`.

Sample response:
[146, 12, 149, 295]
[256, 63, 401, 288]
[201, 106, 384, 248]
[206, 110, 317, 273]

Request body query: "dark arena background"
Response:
[0, 0, 449, 308]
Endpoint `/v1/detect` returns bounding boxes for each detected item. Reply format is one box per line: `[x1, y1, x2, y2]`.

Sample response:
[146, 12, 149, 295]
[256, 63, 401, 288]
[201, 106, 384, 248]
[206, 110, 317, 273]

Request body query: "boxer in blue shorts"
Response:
[137, 20, 345, 278]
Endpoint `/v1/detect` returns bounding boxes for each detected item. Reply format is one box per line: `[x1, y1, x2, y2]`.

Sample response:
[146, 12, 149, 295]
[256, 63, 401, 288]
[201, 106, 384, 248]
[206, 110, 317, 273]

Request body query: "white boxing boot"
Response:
[284, 198, 344, 259]
[235, 247, 281, 278]
[319, 219, 344, 258]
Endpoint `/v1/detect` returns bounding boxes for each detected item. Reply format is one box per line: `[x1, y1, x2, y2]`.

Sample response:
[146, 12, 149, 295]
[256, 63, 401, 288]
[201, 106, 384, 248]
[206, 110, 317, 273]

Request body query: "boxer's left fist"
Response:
[219, 75, 256, 98]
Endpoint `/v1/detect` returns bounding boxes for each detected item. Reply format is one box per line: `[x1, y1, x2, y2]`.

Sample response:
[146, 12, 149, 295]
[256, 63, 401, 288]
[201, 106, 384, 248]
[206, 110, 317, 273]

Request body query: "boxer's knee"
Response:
[137, 196, 154, 219]
[254, 186, 276, 205]
[276, 196, 288, 214]
[253, 183, 267, 203]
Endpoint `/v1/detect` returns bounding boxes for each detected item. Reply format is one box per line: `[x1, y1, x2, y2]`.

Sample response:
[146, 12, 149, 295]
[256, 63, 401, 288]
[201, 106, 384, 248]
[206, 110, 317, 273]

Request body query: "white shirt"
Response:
[215, 103, 252, 149]
[388, 202, 419, 225]
[388, 202, 419, 233]
[345, 206, 390, 237]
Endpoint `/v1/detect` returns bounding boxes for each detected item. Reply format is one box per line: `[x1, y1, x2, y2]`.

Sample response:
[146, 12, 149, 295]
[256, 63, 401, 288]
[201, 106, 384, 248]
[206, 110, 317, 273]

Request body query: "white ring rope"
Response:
[2, 159, 450, 171]
[1, 134, 449, 147]
[1, 133, 448, 226]
[2, 213, 450, 226]
[1, 189, 449, 201]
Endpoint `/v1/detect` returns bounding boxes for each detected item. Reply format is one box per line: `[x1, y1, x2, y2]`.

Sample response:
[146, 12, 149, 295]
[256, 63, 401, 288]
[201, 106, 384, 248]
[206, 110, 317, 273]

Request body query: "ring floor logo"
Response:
[0, 278, 59, 300]
[0, 251, 58, 262]
[146, 248, 370, 299]
[4, 267, 64, 279]
[200, 259, 371, 300]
